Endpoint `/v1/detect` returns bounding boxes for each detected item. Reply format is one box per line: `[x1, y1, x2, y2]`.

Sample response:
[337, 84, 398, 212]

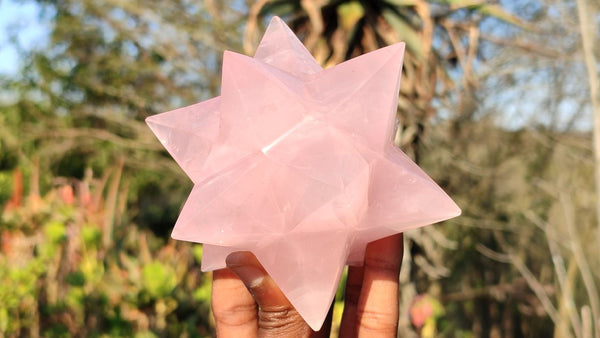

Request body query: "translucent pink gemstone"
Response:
[146, 16, 460, 330]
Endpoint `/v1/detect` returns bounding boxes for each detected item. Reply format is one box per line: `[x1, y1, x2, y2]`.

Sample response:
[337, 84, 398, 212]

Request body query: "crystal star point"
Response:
[146, 16, 460, 331]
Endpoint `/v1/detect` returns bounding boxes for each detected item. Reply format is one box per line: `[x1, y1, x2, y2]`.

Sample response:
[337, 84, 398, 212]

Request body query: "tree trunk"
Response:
[576, 0, 599, 247]
[575, 1, 600, 337]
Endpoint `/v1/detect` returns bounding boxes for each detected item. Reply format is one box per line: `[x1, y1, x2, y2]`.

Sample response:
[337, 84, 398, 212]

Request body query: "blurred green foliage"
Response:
[0, 178, 214, 336]
[0, 0, 598, 336]
[0, 2, 242, 334]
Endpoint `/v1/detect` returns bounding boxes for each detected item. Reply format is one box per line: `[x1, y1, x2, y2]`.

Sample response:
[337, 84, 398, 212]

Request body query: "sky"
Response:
[0, 0, 50, 74]
[0, 0, 592, 131]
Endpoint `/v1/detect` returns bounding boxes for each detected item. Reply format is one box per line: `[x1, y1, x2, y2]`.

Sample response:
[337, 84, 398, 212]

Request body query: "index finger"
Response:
[226, 251, 325, 337]
[212, 268, 259, 337]
[356, 233, 404, 337]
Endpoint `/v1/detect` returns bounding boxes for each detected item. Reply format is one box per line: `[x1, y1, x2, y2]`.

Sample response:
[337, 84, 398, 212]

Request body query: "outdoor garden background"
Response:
[0, 0, 598, 337]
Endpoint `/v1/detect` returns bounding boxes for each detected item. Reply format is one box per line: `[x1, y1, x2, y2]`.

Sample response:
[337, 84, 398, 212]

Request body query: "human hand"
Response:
[211, 234, 403, 337]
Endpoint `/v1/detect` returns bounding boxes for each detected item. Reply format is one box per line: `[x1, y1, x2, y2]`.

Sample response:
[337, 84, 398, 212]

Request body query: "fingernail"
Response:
[226, 252, 265, 289]
[228, 265, 265, 289]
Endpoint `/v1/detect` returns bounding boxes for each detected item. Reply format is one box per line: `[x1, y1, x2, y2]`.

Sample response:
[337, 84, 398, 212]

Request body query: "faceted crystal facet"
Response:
[146, 16, 460, 331]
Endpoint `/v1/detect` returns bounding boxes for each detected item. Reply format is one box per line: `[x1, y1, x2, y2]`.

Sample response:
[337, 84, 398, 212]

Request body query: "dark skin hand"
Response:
[211, 233, 403, 337]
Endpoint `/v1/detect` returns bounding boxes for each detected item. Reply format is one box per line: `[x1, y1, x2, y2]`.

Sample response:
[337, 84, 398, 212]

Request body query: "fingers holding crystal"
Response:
[355, 233, 403, 337]
[225, 251, 317, 337]
[212, 268, 259, 337]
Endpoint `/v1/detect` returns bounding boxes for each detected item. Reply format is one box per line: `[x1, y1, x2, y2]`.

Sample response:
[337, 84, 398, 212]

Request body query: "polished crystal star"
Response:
[146, 17, 460, 330]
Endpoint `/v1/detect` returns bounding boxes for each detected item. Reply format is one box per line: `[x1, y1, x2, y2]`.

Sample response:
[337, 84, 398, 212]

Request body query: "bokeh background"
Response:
[0, 0, 598, 337]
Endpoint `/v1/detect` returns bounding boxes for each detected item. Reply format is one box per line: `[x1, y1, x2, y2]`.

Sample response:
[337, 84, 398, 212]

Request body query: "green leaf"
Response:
[134, 331, 158, 338]
[66, 287, 85, 310]
[386, 0, 420, 6]
[338, 1, 364, 30]
[442, 0, 484, 8]
[192, 245, 203, 265]
[193, 283, 211, 303]
[142, 262, 177, 299]
[81, 255, 104, 286]
[0, 171, 13, 206]
[259, 0, 300, 17]
[0, 307, 8, 332]
[382, 9, 424, 60]
[66, 271, 86, 287]
[44, 221, 67, 244]
[81, 225, 101, 248]
[443, 1, 530, 29]
[478, 4, 530, 29]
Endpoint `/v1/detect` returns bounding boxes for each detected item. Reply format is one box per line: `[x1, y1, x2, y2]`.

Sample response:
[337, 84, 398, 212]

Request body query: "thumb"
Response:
[226, 251, 314, 337]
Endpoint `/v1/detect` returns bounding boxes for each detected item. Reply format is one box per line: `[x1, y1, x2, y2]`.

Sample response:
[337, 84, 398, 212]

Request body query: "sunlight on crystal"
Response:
[146, 17, 460, 330]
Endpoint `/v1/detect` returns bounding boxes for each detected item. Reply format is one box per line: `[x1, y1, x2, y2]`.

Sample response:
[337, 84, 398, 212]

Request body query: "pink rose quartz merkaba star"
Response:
[146, 16, 460, 330]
